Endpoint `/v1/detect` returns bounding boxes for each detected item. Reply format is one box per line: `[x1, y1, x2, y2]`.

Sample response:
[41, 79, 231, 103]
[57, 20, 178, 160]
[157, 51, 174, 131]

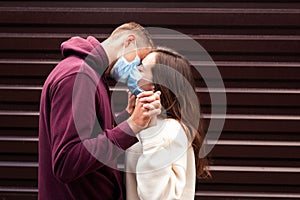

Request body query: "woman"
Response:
[126, 47, 210, 200]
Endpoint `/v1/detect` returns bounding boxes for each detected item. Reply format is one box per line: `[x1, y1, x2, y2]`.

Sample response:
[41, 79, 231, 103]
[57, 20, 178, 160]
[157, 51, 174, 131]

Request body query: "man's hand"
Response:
[127, 91, 161, 134]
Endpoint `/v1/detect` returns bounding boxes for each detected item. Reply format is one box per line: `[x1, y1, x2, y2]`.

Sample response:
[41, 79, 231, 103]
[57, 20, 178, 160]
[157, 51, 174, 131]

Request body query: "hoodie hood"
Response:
[61, 36, 109, 73]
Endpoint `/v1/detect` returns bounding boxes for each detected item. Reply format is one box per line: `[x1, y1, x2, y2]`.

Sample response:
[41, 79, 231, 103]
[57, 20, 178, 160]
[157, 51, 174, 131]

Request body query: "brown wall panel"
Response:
[0, 1, 300, 199]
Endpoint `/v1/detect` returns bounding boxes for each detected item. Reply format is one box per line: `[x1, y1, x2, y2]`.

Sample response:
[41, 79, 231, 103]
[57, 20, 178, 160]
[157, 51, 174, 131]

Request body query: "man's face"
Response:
[106, 47, 152, 75]
[123, 47, 152, 62]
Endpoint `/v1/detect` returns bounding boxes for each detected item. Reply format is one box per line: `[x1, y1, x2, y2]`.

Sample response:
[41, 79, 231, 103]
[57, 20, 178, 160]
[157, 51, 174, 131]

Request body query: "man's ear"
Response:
[124, 34, 136, 48]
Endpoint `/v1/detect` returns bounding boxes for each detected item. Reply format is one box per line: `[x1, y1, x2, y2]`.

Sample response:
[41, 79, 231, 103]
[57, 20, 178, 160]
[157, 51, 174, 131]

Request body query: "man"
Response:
[38, 22, 161, 199]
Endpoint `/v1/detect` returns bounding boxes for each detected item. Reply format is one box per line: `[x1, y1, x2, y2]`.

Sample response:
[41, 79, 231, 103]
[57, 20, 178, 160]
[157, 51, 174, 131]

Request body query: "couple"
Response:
[38, 22, 209, 200]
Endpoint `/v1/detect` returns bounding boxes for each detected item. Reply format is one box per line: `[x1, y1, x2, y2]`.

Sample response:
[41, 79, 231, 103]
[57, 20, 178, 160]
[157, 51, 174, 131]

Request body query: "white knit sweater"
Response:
[125, 118, 196, 200]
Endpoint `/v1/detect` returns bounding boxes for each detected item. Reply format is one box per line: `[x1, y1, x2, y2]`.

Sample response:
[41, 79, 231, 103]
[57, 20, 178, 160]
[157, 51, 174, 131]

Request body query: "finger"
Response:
[129, 94, 136, 101]
[137, 91, 154, 98]
[139, 95, 157, 103]
[139, 91, 161, 103]
[154, 91, 161, 100]
[143, 103, 155, 110]
[136, 98, 147, 107]
[150, 100, 161, 109]
[143, 100, 161, 110]
[127, 90, 133, 97]
[147, 108, 162, 117]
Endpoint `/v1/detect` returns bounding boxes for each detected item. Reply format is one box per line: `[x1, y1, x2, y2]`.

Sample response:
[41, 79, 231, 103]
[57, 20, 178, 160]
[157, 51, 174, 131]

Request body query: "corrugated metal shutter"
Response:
[0, 1, 299, 199]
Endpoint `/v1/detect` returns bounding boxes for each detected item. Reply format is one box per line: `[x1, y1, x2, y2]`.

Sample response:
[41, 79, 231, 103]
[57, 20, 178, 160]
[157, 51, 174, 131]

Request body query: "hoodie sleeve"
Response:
[50, 73, 137, 183]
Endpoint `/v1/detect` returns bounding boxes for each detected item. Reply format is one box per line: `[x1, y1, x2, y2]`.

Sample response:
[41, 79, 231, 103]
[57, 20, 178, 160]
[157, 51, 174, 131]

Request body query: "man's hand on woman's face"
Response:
[127, 91, 161, 134]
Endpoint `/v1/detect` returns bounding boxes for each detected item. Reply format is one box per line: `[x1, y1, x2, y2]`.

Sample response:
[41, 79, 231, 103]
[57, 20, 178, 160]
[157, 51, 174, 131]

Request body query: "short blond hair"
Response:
[111, 22, 154, 48]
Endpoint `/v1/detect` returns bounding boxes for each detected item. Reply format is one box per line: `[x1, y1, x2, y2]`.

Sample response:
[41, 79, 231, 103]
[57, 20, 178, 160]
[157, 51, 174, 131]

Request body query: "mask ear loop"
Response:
[134, 39, 138, 58]
[121, 43, 125, 57]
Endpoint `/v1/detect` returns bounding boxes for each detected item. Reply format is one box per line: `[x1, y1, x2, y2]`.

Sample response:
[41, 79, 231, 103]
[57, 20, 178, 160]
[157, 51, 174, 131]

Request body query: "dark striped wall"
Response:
[0, 1, 300, 199]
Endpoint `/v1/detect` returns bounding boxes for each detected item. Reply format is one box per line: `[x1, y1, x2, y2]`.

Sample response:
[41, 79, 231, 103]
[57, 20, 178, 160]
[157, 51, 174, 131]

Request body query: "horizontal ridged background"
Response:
[0, 1, 300, 199]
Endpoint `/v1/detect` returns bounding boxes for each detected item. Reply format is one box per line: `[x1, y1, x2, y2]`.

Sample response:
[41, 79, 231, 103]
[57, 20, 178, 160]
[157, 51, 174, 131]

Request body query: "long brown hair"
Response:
[150, 47, 211, 179]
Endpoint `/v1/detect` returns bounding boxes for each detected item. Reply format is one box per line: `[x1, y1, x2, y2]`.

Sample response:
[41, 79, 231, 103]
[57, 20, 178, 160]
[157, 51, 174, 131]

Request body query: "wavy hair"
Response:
[150, 47, 211, 179]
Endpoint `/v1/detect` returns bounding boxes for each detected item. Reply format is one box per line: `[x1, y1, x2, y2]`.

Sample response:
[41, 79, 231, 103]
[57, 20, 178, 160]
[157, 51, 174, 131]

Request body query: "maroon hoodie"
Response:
[38, 36, 138, 200]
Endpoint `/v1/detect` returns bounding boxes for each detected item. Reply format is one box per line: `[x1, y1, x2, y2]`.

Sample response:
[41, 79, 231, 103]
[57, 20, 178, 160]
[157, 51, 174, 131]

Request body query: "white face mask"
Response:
[110, 40, 144, 96]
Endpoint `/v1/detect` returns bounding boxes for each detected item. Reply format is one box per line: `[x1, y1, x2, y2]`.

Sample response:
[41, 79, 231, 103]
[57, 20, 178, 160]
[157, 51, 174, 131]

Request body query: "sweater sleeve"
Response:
[135, 121, 188, 200]
[50, 73, 137, 183]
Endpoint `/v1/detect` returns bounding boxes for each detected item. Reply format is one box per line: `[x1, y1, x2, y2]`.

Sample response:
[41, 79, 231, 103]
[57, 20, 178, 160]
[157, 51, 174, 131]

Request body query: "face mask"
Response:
[127, 66, 144, 96]
[110, 40, 144, 96]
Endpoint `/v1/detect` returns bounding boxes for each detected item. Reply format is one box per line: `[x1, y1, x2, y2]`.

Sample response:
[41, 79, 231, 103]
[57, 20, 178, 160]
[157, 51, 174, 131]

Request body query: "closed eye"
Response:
[137, 63, 144, 72]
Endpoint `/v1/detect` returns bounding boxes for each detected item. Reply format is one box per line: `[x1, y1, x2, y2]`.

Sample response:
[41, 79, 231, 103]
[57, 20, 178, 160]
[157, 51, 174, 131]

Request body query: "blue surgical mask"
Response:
[127, 66, 144, 96]
[110, 41, 144, 96]
[110, 55, 140, 83]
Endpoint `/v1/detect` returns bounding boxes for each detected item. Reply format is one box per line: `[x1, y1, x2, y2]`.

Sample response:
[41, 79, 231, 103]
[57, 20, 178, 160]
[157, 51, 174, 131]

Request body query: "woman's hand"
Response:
[127, 91, 161, 134]
[126, 90, 136, 115]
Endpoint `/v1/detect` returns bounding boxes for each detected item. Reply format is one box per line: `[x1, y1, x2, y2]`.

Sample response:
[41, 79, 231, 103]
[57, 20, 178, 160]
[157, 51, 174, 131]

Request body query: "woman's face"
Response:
[137, 52, 157, 91]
